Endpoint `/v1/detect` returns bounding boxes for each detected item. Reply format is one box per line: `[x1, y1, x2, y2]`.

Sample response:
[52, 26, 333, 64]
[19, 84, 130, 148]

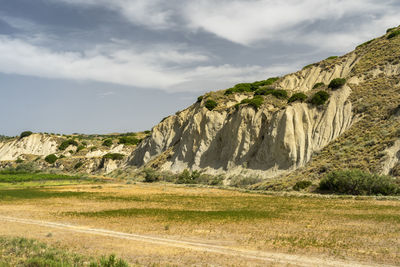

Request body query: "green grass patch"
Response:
[66, 207, 282, 222]
[0, 173, 82, 183]
[0, 189, 90, 201]
[0, 236, 129, 267]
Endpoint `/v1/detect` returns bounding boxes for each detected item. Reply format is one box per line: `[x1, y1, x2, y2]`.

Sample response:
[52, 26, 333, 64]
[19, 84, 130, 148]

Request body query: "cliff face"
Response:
[0, 133, 135, 174]
[131, 56, 357, 178]
[131, 25, 400, 179]
[0, 134, 58, 161]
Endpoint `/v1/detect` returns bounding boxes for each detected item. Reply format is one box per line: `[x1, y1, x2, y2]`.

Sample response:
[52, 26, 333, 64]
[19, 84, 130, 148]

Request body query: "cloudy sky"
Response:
[0, 0, 399, 136]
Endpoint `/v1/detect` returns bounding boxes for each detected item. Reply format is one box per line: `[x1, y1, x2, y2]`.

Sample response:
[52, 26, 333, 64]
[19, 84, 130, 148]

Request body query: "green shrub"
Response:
[205, 100, 218, 111]
[230, 176, 263, 188]
[240, 95, 264, 110]
[271, 89, 288, 99]
[90, 146, 98, 152]
[97, 254, 129, 267]
[319, 169, 400, 195]
[387, 27, 396, 33]
[142, 168, 159, 183]
[224, 88, 235, 95]
[310, 91, 330, 106]
[254, 88, 287, 99]
[312, 82, 325, 89]
[224, 77, 280, 95]
[102, 139, 113, 147]
[328, 78, 346, 90]
[59, 139, 78, 150]
[197, 95, 203, 103]
[144, 130, 151, 134]
[249, 77, 280, 91]
[233, 83, 253, 92]
[254, 88, 274, 96]
[16, 158, 24, 164]
[288, 93, 307, 104]
[387, 30, 400, 39]
[302, 63, 314, 70]
[74, 162, 84, 169]
[103, 153, 124, 161]
[176, 169, 198, 184]
[20, 131, 33, 139]
[76, 145, 86, 152]
[118, 136, 140, 145]
[326, 56, 338, 60]
[293, 180, 312, 191]
[44, 154, 58, 164]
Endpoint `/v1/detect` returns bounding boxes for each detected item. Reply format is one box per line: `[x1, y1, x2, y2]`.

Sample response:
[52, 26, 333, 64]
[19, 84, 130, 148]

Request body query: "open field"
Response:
[0, 182, 399, 266]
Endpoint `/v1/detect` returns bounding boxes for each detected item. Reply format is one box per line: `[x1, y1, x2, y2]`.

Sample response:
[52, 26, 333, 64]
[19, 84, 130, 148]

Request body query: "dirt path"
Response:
[0, 215, 391, 267]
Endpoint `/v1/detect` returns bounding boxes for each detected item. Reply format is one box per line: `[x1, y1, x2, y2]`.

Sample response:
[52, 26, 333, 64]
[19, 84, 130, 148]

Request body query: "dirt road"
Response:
[0, 215, 391, 267]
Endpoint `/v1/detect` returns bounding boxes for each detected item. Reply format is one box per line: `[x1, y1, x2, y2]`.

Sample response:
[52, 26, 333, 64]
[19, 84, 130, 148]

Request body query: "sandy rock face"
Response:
[0, 134, 58, 161]
[277, 53, 359, 92]
[131, 85, 353, 178]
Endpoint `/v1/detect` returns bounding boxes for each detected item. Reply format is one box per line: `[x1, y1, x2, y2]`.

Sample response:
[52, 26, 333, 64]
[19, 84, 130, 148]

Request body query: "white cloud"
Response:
[52, 0, 175, 29]
[0, 35, 280, 92]
[183, 0, 397, 46]
[51, 0, 400, 51]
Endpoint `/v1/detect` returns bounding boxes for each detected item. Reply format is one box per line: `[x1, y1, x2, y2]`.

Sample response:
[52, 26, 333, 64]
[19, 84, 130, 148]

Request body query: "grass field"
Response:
[0, 181, 399, 266]
[0, 236, 129, 266]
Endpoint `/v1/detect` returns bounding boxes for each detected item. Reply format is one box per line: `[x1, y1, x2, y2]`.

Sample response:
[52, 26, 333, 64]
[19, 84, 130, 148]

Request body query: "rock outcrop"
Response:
[0, 134, 58, 161]
[131, 60, 356, 178]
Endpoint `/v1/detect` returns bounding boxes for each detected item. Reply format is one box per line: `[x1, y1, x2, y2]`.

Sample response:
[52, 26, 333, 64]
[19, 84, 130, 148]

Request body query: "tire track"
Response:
[0, 215, 390, 267]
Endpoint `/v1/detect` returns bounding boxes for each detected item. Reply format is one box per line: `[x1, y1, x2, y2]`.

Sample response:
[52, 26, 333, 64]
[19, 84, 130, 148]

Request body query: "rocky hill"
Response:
[131, 26, 400, 185]
[1, 26, 400, 189]
[0, 132, 148, 174]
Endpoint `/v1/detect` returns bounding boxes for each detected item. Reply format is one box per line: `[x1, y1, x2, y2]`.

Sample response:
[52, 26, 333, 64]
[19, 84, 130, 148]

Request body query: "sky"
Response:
[0, 0, 399, 136]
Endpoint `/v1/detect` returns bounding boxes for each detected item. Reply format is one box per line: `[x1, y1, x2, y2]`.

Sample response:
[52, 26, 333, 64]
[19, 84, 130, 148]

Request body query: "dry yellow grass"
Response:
[0, 182, 399, 266]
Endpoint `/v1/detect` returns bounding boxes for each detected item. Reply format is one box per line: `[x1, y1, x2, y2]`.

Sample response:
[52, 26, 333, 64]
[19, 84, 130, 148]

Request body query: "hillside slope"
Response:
[131, 26, 400, 182]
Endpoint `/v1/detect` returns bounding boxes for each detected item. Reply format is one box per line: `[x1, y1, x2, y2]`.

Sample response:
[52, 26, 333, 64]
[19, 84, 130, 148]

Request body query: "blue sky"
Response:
[0, 0, 399, 136]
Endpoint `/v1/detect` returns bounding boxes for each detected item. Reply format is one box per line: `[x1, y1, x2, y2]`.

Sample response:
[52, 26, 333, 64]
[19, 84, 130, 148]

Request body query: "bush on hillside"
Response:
[175, 169, 199, 184]
[302, 63, 314, 70]
[312, 82, 325, 89]
[102, 153, 124, 161]
[319, 169, 400, 195]
[142, 168, 160, 183]
[20, 131, 33, 139]
[310, 91, 330, 106]
[224, 77, 279, 95]
[326, 56, 338, 60]
[74, 162, 84, 169]
[240, 96, 264, 110]
[293, 180, 312, 191]
[205, 100, 218, 111]
[254, 88, 288, 99]
[76, 145, 86, 152]
[328, 78, 346, 90]
[387, 30, 400, 39]
[102, 139, 113, 147]
[44, 154, 58, 164]
[197, 95, 203, 103]
[288, 93, 307, 104]
[118, 136, 140, 145]
[59, 139, 78, 151]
